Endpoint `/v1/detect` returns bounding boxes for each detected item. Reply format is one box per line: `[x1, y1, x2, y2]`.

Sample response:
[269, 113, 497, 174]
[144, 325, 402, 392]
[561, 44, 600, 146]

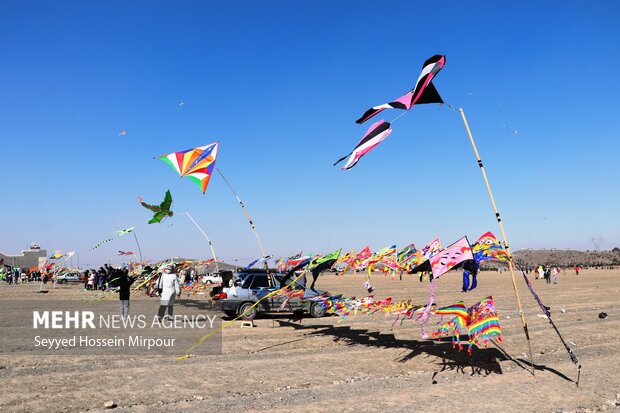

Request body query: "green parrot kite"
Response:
[138, 190, 174, 224]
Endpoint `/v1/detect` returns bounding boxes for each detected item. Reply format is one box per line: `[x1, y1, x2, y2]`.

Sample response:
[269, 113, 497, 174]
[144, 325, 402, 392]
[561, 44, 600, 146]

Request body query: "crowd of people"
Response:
[0, 266, 53, 284]
[520, 264, 584, 284]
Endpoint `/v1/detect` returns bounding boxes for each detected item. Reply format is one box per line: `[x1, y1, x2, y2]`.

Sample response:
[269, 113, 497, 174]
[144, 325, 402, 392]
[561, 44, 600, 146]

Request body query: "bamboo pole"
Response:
[458, 108, 535, 375]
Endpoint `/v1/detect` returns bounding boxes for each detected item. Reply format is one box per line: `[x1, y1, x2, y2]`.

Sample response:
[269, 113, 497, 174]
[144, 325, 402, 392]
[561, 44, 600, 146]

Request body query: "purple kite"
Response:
[334, 120, 393, 170]
[356, 55, 446, 124]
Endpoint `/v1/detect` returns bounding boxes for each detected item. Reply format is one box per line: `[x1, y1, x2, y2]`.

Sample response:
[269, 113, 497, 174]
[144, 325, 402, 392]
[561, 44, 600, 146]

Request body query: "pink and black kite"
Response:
[356, 55, 446, 124]
[334, 120, 393, 170]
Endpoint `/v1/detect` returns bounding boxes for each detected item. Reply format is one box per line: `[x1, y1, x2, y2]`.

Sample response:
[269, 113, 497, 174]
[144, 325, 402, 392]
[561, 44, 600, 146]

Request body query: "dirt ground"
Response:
[1, 268, 619, 412]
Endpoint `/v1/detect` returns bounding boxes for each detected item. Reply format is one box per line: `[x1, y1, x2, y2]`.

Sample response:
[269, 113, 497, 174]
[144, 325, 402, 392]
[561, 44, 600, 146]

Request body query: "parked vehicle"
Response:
[57, 273, 81, 284]
[201, 273, 223, 285]
[210, 269, 328, 320]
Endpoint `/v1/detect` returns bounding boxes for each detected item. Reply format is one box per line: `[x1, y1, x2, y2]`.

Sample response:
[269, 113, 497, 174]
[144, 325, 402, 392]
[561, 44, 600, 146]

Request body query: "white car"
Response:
[201, 273, 223, 285]
[57, 273, 81, 284]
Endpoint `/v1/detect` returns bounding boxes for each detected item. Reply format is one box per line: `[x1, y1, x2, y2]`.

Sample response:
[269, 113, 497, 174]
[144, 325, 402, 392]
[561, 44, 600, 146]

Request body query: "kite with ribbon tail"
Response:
[91, 226, 135, 250]
[335, 55, 446, 170]
[356, 55, 446, 124]
[409, 237, 476, 337]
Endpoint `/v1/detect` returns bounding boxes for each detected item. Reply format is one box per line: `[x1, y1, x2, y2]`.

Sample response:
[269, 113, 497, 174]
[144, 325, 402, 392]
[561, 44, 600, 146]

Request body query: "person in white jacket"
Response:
[157, 264, 181, 320]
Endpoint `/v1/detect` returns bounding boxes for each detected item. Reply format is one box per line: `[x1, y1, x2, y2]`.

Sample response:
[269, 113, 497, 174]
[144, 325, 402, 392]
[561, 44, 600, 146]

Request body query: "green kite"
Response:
[139, 190, 174, 224]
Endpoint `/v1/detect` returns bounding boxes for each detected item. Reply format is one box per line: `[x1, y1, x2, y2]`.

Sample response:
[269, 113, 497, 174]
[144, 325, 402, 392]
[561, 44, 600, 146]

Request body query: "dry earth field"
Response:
[1, 269, 619, 412]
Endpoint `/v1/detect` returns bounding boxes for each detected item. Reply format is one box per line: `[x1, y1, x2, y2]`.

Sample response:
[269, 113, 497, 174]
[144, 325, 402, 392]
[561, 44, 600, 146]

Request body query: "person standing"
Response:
[552, 266, 560, 284]
[118, 268, 135, 320]
[157, 264, 181, 320]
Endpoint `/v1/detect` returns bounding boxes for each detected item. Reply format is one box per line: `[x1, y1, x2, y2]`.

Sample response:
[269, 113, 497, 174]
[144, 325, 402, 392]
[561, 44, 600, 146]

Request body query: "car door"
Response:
[248, 274, 271, 311]
[272, 274, 306, 312]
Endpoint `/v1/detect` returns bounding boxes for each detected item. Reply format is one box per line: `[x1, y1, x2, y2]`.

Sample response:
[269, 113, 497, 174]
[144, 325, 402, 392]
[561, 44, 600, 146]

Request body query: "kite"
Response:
[462, 232, 510, 292]
[308, 249, 341, 291]
[118, 251, 134, 256]
[397, 243, 418, 272]
[333, 249, 356, 271]
[157, 142, 219, 194]
[420, 238, 441, 261]
[428, 236, 474, 278]
[118, 130, 127, 136]
[114, 227, 134, 236]
[432, 296, 502, 353]
[410, 237, 476, 281]
[139, 190, 174, 224]
[356, 55, 446, 124]
[353, 246, 372, 270]
[472, 231, 510, 263]
[334, 120, 392, 170]
[244, 255, 273, 270]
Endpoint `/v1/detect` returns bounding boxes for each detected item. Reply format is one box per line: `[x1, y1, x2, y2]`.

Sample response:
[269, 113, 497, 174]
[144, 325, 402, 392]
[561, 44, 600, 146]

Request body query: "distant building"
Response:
[0, 243, 48, 269]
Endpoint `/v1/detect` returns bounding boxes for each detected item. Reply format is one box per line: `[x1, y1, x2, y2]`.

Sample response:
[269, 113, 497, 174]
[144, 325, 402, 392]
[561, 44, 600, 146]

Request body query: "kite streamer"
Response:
[334, 120, 393, 170]
[517, 265, 580, 370]
[91, 227, 134, 250]
[432, 296, 502, 353]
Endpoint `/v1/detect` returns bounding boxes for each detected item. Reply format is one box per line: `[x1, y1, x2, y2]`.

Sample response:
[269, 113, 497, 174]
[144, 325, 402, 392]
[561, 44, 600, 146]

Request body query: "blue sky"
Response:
[1, 1, 619, 267]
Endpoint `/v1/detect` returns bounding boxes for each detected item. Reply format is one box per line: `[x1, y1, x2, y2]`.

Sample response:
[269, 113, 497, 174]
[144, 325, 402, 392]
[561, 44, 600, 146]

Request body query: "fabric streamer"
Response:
[517, 265, 581, 371]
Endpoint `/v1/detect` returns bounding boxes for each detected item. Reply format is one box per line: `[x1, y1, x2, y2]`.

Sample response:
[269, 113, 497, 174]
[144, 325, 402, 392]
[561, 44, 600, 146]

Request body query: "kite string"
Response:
[388, 110, 409, 124]
[216, 168, 268, 265]
[179, 212, 220, 273]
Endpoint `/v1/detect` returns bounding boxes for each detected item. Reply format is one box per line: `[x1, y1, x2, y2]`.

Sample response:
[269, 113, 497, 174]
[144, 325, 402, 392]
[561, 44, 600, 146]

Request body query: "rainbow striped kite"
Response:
[157, 142, 219, 194]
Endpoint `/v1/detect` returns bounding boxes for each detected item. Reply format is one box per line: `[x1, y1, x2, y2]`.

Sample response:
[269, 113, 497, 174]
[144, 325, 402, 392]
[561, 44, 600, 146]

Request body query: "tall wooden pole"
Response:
[458, 108, 535, 375]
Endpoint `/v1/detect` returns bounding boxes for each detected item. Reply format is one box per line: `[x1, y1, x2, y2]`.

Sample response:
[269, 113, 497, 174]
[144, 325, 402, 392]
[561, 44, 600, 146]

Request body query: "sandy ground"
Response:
[0, 269, 619, 412]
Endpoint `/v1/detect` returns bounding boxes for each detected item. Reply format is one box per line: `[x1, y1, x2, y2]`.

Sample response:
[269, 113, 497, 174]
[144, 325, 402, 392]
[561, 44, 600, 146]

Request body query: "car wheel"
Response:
[309, 302, 326, 318]
[238, 302, 257, 320]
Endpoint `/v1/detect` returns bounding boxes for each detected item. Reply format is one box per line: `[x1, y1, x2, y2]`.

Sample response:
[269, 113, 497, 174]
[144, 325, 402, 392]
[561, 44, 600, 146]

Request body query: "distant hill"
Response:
[511, 249, 620, 268]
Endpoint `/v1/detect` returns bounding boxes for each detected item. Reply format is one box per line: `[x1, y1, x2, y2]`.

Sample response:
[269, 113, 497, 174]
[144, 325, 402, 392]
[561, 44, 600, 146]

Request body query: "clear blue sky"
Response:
[1, 1, 619, 267]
